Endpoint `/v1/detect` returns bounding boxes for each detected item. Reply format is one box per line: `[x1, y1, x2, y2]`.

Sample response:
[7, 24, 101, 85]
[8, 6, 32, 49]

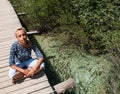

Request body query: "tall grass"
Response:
[31, 34, 119, 94]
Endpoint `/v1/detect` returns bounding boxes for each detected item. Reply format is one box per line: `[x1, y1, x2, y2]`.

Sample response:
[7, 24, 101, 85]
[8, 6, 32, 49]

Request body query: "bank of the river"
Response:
[29, 34, 119, 94]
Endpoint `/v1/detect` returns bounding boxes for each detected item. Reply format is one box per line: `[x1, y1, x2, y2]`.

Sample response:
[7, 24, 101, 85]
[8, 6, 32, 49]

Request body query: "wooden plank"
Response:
[17, 12, 26, 16]
[0, 11, 15, 16]
[0, 25, 22, 31]
[0, 44, 10, 48]
[0, 73, 48, 93]
[0, 29, 16, 32]
[0, 71, 9, 83]
[0, 0, 53, 94]
[0, 70, 8, 77]
[0, 30, 14, 33]
[0, 75, 10, 83]
[31, 87, 54, 94]
[27, 31, 39, 35]
[0, 40, 15, 45]
[0, 20, 20, 26]
[0, 25, 21, 31]
[0, 56, 9, 61]
[0, 44, 13, 48]
[0, 30, 15, 34]
[0, 34, 14, 38]
[0, 18, 19, 24]
[0, 42, 12, 46]
[0, 59, 9, 64]
[0, 59, 9, 63]
[0, 72, 46, 90]
[0, 40, 15, 46]
[0, 15, 18, 20]
[0, 9, 14, 13]
[0, 37, 15, 42]
[0, 36, 15, 41]
[0, 47, 10, 51]
[0, 62, 8, 69]
[0, 67, 9, 73]
[8, 81, 52, 94]
[0, 63, 9, 68]
[1, 53, 9, 57]
[0, 22, 20, 27]
[0, 54, 9, 60]
[0, 50, 10, 55]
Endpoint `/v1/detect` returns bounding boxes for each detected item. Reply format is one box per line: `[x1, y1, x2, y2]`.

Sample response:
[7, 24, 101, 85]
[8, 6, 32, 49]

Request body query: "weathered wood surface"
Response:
[0, 0, 54, 94]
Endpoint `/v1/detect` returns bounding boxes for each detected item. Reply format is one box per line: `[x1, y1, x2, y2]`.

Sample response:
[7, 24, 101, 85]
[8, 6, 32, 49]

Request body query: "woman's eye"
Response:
[22, 34, 26, 36]
[18, 35, 21, 37]
[18, 34, 26, 37]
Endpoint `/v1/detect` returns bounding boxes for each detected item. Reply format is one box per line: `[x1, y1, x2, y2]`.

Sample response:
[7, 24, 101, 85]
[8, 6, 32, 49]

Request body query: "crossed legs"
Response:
[8, 58, 45, 83]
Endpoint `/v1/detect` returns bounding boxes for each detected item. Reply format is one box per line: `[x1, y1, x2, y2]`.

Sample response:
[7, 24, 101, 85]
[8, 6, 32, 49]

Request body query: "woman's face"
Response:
[15, 29, 27, 44]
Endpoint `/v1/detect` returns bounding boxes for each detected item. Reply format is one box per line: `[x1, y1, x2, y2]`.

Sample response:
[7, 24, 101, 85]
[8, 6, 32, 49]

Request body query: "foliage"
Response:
[10, 0, 120, 94]
[10, 0, 120, 54]
[10, 0, 77, 31]
[72, 0, 120, 51]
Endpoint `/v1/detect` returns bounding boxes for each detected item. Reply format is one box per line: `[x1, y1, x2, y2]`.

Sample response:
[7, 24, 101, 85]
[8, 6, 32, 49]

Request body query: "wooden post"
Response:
[17, 12, 26, 16]
[26, 31, 39, 35]
[53, 78, 75, 94]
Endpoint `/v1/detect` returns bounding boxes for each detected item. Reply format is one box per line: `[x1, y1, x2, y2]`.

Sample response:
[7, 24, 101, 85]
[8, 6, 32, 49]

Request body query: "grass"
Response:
[29, 32, 119, 94]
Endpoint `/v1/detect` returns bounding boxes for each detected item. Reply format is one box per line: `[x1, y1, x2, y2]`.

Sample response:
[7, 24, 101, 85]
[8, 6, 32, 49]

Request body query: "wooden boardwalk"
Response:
[0, 0, 54, 94]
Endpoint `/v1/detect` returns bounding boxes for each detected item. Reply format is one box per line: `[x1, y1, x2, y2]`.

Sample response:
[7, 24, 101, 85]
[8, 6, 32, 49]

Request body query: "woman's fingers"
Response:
[27, 69, 35, 77]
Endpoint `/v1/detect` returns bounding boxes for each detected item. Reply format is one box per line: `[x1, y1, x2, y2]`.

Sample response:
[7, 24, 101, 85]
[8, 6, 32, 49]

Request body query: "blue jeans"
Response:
[8, 58, 45, 79]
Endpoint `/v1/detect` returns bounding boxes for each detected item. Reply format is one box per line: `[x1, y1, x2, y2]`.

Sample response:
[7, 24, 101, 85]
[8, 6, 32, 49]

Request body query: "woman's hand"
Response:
[27, 68, 35, 77]
[22, 69, 29, 77]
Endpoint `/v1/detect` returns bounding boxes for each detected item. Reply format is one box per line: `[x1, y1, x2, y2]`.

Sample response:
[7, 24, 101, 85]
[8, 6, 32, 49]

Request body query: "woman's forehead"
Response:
[15, 30, 26, 35]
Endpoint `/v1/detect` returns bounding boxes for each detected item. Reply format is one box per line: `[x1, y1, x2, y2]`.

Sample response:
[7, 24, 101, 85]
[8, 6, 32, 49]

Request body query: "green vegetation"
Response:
[10, 0, 120, 94]
[10, 0, 120, 53]
[30, 34, 119, 94]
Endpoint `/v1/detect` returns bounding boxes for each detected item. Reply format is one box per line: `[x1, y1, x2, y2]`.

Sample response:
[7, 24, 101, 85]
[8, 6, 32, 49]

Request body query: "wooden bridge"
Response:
[0, 0, 54, 94]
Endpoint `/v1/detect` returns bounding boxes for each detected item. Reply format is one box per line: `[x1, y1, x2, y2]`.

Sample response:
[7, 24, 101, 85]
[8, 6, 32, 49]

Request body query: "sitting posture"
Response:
[8, 27, 44, 84]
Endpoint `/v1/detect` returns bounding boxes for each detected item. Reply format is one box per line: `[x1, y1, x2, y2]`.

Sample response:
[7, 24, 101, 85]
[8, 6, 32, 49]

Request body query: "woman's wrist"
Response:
[19, 68, 25, 73]
[32, 68, 35, 72]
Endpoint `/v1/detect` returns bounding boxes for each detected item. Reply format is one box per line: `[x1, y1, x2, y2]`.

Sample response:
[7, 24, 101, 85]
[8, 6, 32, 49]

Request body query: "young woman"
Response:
[8, 27, 44, 83]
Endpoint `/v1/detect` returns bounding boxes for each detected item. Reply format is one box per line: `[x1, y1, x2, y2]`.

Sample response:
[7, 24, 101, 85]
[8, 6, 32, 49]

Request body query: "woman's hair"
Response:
[16, 27, 26, 32]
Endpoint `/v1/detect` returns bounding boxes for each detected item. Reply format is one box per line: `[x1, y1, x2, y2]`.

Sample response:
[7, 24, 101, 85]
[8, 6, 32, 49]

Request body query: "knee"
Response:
[8, 68, 16, 79]
[40, 62, 45, 69]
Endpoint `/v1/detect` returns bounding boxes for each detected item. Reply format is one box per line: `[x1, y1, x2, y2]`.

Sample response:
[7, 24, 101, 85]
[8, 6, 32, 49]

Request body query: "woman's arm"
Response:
[11, 65, 29, 75]
[27, 57, 44, 77]
[33, 57, 44, 71]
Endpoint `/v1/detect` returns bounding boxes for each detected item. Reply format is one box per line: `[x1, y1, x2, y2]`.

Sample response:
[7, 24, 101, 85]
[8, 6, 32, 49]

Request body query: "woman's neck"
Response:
[19, 40, 30, 48]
